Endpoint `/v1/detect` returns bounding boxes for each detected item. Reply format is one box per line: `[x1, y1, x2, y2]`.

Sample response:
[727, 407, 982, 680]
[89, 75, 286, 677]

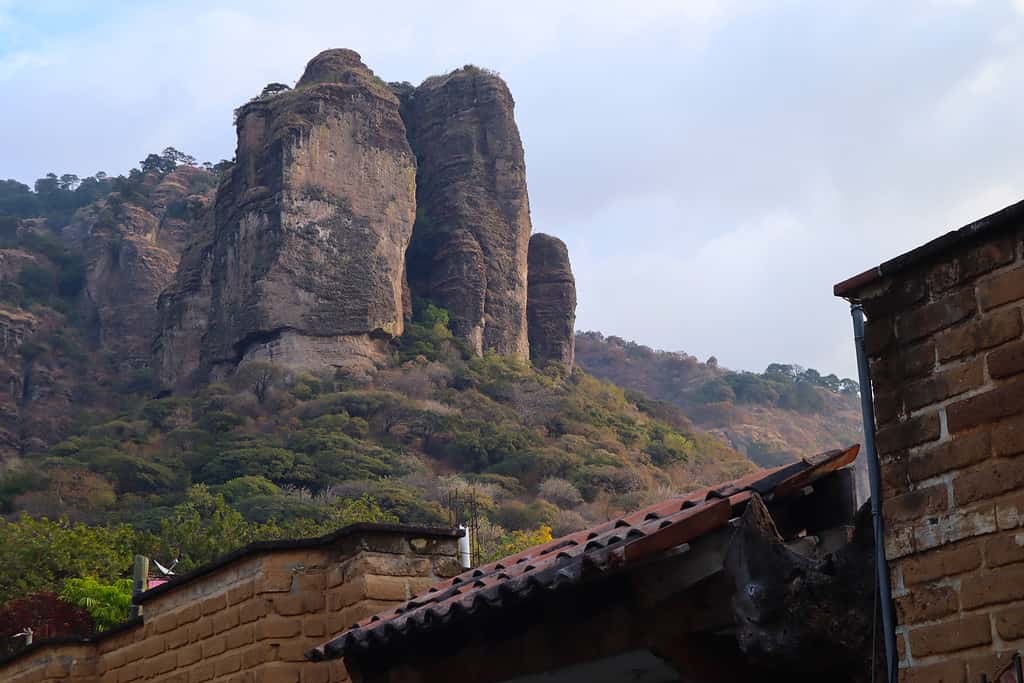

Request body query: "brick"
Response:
[913, 505, 997, 550]
[240, 643, 271, 669]
[147, 652, 177, 677]
[895, 585, 958, 624]
[364, 575, 413, 601]
[928, 236, 1016, 293]
[907, 614, 991, 657]
[189, 617, 213, 642]
[997, 493, 1024, 529]
[239, 598, 267, 623]
[986, 531, 1024, 566]
[201, 594, 227, 615]
[966, 651, 1020, 683]
[995, 604, 1024, 640]
[152, 613, 177, 634]
[304, 616, 326, 637]
[297, 572, 326, 592]
[883, 485, 948, 524]
[177, 643, 202, 668]
[900, 541, 981, 585]
[214, 652, 242, 677]
[871, 341, 936, 388]
[303, 664, 331, 683]
[863, 278, 927, 318]
[228, 581, 254, 605]
[905, 359, 984, 410]
[201, 635, 226, 658]
[189, 663, 214, 683]
[278, 639, 317, 662]
[213, 607, 240, 633]
[993, 414, 1024, 456]
[896, 289, 976, 344]
[166, 625, 190, 649]
[866, 316, 895, 356]
[952, 455, 1024, 505]
[875, 390, 903, 426]
[876, 412, 941, 455]
[176, 602, 202, 626]
[882, 452, 912, 498]
[979, 266, 1024, 310]
[327, 576, 366, 611]
[937, 306, 1023, 362]
[947, 376, 1024, 433]
[961, 563, 1024, 609]
[908, 430, 990, 482]
[226, 623, 255, 650]
[989, 339, 1024, 379]
[255, 616, 301, 640]
[254, 664, 301, 683]
[256, 571, 294, 594]
[899, 660, 965, 683]
[272, 594, 310, 616]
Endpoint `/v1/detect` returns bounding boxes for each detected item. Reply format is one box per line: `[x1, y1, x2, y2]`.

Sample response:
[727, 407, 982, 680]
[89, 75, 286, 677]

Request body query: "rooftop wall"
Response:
[0, 526, 461, 683]
[841, 214, 1024, 681]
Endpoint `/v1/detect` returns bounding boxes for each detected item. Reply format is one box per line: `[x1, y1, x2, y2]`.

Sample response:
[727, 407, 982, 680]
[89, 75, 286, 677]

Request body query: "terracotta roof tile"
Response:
[309, 445, 859, 661]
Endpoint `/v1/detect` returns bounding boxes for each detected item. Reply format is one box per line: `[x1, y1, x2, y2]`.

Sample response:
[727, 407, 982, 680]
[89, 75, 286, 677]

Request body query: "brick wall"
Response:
[853, 226, 1024, 681]
[0, 527, 460, 683]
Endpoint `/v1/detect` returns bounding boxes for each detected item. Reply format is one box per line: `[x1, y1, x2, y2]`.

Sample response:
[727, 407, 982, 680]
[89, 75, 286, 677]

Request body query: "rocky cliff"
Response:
[157, 49, 418, 384]
[527, 233, 576, 370]
[155, 50, 569, 387]
[64, 166, 213, 372]
[401, 66, 532, 358]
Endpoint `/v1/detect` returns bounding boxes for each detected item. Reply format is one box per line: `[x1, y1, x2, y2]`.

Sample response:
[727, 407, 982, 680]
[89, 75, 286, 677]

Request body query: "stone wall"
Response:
[0, 526, 460, 683]
[849, 219, 1024, 681]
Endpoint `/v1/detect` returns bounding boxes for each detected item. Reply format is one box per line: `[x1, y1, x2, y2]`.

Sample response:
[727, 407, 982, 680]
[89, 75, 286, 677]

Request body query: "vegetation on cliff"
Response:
[575, 332, 863, 466]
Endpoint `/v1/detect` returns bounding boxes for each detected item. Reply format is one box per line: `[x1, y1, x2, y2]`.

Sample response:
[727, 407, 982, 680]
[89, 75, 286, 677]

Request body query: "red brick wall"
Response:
[857, 227, 1024, 681]
[0, 529, 459, 683]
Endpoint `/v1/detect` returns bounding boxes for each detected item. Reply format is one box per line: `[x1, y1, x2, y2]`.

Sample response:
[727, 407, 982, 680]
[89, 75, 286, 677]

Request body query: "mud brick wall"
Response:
[855, 223, 1024, 681]
[0, 527, 460, 683]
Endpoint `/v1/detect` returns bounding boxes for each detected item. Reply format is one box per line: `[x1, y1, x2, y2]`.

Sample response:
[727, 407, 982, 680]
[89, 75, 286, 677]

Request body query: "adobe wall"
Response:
[854, 223, 1024, 681]
[0, 528, 460, 683]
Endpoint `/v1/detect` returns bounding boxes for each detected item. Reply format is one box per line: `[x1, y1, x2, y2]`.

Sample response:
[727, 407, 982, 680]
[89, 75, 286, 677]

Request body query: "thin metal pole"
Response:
[1014, 652, 1023, 682]
[851, 303, 898, 683]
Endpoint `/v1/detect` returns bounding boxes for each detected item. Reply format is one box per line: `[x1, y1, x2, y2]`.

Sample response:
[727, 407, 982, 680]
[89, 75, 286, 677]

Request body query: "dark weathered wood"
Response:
[724, 493, 880, 682]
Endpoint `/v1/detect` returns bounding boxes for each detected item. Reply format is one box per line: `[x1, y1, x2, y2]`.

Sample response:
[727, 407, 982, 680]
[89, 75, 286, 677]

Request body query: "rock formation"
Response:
[154, 50, 577, 388]
[63, 166, 212, 372]
[527, 233, 576, 370]
[401, 66, 532, 358]
[156, 49, 417, 384]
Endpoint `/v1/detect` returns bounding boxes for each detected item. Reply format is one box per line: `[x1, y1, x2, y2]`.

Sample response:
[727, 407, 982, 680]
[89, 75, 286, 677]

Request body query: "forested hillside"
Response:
[0, 157, 754, 617]
[575, 332, 863, 467]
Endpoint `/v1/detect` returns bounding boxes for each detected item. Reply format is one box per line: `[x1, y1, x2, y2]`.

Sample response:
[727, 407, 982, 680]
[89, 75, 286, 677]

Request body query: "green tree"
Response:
[0, 515, 138, 604]
[59, 577, 133, 630]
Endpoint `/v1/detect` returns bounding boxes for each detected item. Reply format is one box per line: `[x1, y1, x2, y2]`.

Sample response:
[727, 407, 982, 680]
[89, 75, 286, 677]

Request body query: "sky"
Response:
[3, 0, 1024, 379]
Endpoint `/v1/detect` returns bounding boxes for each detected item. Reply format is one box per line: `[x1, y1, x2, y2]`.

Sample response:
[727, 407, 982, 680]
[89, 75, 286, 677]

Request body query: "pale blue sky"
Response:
[3, 0, 1024, 378]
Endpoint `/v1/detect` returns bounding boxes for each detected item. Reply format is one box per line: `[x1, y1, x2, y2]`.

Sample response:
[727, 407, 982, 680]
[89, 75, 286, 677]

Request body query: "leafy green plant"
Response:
[59, 577, 133, 630]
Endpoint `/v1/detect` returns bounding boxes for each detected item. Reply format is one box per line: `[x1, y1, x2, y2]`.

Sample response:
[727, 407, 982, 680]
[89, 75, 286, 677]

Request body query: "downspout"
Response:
[850, 302, 898, 683]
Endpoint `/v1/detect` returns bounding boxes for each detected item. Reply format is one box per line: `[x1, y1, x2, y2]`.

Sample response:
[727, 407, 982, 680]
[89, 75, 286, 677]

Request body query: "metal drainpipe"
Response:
[851, 302, 898, 683]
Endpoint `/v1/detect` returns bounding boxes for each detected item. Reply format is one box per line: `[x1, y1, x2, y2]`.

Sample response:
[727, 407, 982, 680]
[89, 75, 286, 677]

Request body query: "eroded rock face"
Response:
[527, 233, 576, 370]
[64, 166, 212, 372]
[402, 66, 532, 359]
[157, 49, 417, 385]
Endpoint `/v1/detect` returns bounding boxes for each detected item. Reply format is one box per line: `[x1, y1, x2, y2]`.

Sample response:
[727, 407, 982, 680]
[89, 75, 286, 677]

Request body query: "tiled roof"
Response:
[309, 445, 859, 661]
